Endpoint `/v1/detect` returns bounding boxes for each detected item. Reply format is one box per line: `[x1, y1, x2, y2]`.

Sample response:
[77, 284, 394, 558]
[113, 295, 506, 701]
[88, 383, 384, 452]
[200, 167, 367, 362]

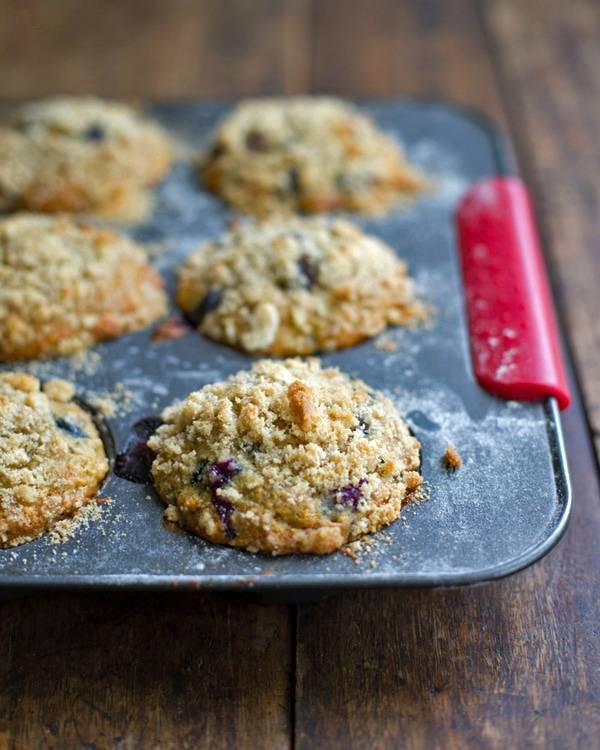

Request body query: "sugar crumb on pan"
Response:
[374, 335, 398, 352]
[48, 495, 113, 545]
[443, 442, 463, 472]
[152, 315, 191, 343]
[86, 382, 135, 417]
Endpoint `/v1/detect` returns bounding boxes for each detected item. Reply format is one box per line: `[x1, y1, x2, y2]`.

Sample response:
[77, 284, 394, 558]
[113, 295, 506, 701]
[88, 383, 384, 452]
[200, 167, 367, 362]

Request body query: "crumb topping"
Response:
[149, 358, 421, 555]
[201, 96, 426, 216]
[0, 213, 167, 360]
[177, 216, 425, 356]
[0, 372, 109, 547]
[0, 96, 172, 219]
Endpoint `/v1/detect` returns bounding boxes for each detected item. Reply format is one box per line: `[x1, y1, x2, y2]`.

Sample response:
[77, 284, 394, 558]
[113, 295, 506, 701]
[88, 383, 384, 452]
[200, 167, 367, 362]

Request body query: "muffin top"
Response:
[177, 216, 425, 356]
[0, 96, 172, 219]
[201, 96, 425, 216]
[149, 358, 422, 555]
[0, 213, 167, 361]
[0, 372, 109, 547]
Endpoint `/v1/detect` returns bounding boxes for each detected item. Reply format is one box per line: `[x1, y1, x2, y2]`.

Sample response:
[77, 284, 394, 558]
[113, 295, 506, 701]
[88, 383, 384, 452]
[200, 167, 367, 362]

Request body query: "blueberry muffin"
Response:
[201, 97, 425, 216]
[149, 358, 422, 555]
[0, 214, 167, 361]
[0, 97, 172, 220]
[177, 216, 425, 356]
[0, 372, 109, 547]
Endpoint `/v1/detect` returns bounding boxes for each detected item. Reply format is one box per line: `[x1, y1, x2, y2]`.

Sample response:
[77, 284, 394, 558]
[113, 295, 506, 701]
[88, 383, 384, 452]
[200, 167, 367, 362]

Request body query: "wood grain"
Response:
[0, 592, 291, 750]
[311, 0, 506, 123]
[0, 0, 310, 98]
[482, 0, 600, 460]
[0, 1, 599, 748]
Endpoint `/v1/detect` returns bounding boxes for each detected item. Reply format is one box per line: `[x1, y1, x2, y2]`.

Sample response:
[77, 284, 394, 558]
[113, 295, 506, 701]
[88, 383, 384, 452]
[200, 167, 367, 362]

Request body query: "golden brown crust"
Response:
[0, 372, 109, 547]
[149, 358, 422, 555]
[287, 380, 317, 431]
[200, 97, 426, 217]
[177, 216, 425, 356]
[0, 213, 167, 361]
[0, 97, 172, 220]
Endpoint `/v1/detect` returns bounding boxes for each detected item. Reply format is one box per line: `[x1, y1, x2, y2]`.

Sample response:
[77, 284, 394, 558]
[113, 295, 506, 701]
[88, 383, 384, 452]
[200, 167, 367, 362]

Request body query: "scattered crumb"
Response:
[163, 520, 184, 533]
[87, 396, 117, 417]
[152, 315, 191, 342]
[340, 545, 358, 562]
[443, 443, 462, 472]
[49, 496, 112, 545]
[19, 350, 102, 381]
[86, 382, 134, 417]
[42, 378, 75, 402]
[375, 335, 397, 352]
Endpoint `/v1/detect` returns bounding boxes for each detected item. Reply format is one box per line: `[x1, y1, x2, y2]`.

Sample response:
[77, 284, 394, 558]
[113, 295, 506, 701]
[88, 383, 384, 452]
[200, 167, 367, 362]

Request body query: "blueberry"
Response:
[83, 123, 106, 142]
[298, 255, 319, 289]
[115, 416, 162, 484]
[185, 288, 222, 326]
[54, 417, 87, 439]
[245, 130, 268, 152]
[206, 458, 240, 489]
[288, 168, 301, 194]
[210, 141, 227, 158]
[212, 496, 235, 537]
[334, 478, 367, 510]
[191, 459, 240, 537]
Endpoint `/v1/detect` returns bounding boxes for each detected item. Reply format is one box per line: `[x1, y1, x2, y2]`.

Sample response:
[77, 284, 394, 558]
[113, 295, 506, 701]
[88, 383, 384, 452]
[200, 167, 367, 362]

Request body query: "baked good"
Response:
[0, 96, 172, 219]
[201, 96, 425, 216]
[149, 358, 422, 555]
[177, 216, 425, 355]
[0, 213, 167, 361]
[0, 372, 109, 547]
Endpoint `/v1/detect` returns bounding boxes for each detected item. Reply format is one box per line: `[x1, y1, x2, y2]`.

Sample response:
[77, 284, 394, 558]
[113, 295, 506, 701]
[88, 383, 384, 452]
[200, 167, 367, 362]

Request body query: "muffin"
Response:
[149, 358, 422, 555]
[0, 372, 109, 547]
[0, 213, 167, 360]
[177, 216, 425, 355]
[0, 96, 172, 219]
[201, 96, 425, 216]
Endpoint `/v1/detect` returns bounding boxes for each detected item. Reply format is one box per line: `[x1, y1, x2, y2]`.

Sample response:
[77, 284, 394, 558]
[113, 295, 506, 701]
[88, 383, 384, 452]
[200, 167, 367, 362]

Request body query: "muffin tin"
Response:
[0, 100, 570, 593]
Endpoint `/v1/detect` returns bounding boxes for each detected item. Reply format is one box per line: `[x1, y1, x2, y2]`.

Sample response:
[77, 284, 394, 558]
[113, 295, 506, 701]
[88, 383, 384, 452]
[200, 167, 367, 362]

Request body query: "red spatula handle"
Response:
[456, 177, 570, 410]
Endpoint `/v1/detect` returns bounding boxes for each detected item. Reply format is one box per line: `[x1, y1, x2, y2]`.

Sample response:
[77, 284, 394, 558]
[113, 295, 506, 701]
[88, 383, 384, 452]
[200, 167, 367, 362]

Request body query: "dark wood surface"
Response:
[0, 1, 599, 748]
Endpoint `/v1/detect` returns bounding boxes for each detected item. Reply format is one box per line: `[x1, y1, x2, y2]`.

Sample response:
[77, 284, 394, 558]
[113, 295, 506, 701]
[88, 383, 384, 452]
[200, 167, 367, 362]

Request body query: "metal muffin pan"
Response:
[0, 100, 570, 592]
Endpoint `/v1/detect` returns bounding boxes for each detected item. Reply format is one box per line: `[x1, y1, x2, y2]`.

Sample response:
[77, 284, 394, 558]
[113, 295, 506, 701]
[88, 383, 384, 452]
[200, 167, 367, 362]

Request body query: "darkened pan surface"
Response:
[0, 101, 570, 593]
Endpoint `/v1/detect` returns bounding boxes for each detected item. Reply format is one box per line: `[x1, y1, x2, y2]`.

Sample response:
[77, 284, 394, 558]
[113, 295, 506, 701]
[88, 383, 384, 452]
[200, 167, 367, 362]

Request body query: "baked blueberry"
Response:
[177, 216, 425, 356]
[149, 358, 422, 555]
[201, 96, 425, 216]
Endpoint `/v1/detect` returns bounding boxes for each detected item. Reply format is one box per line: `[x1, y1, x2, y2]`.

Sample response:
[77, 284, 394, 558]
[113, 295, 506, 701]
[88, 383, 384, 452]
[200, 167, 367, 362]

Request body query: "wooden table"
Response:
[0, 1, 599, 747]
